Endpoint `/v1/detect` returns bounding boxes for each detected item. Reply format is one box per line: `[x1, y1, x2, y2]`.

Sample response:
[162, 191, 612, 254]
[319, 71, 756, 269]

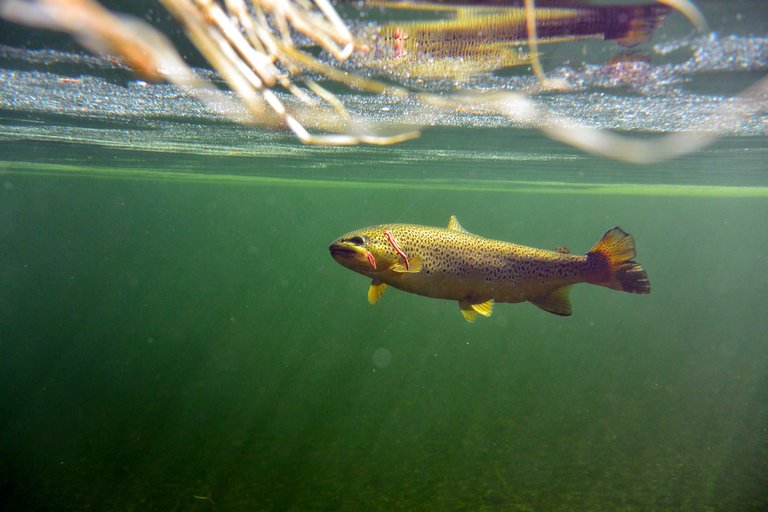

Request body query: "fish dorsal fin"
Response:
[391, 255, 422, 273]
[458, 300, 494, 322]
[529, 286, 572, 316]
[555, 246, 570, 254]
[368, 280, 387, 305]
[448, 215, 470, 234]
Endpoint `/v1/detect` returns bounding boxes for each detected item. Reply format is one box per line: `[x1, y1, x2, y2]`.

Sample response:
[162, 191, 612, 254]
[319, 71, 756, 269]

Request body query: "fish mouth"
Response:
[329, 242, 359, 258]
[330, 242, 377, 271]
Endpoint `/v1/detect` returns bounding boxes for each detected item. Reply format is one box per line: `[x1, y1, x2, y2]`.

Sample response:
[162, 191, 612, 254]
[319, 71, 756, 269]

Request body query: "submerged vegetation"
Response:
[0, 0, 765, 161]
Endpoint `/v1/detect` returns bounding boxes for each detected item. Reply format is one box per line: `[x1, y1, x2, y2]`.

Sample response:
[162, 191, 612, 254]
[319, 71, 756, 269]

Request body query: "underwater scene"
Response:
[1, 0, 767, 510]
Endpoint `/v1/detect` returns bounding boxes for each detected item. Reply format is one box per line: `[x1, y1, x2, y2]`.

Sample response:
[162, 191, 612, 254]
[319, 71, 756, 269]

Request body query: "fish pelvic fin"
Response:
[459, 300, 494, 322]
[391, 255, 422, 273]
[587, 227, 651, 294]
[368, 279, 387, 305]
[530, 286, 572, 316]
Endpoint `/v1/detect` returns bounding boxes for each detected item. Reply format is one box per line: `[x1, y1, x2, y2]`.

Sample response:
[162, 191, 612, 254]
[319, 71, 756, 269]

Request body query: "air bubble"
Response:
[372, 347, 392, 368]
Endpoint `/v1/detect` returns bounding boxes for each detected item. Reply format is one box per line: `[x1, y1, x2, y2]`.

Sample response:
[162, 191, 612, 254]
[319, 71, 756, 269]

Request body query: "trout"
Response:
[329, 216, 650, 321]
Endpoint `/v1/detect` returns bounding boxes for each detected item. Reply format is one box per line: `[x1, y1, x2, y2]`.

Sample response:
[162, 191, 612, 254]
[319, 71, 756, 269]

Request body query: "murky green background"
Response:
[1, 125, 767, 511]
[1, 0, 768, 507]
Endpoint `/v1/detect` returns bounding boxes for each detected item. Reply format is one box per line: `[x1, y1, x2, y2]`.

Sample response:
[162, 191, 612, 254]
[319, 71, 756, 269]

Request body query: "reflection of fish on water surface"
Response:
[356, 0, 672, 78]
[329, 216, 650, 322]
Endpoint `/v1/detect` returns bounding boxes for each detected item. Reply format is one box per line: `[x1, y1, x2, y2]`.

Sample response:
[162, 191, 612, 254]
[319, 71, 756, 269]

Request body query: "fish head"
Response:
[329, 226, 401, 275]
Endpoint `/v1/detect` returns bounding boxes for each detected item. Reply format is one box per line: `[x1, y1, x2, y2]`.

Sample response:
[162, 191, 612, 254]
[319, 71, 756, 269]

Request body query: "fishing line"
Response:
[394, 193, 421, 222]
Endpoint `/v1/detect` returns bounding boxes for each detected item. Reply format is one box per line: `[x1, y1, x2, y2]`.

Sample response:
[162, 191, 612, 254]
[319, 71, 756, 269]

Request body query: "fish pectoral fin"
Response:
[448, 215, 470, 234]
[555, 246, 571, 254]
[529, 286, 572, 316]
[391, 255, 422, 273]
[459, 300, 493, 322]
[407, 255, 422, 272]
[368, 280, 387, 304]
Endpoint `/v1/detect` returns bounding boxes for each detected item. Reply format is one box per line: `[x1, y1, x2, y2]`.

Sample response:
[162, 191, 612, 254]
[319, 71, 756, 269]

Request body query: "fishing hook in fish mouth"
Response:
[383, 230, 410, 271]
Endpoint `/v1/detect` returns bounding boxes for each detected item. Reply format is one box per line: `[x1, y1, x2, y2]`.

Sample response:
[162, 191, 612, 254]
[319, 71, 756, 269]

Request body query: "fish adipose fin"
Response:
[530, 286, 572, 316]
[459, 300, 494, 322]
[368, 280, 387, 304]
[587, 227, 651, 294]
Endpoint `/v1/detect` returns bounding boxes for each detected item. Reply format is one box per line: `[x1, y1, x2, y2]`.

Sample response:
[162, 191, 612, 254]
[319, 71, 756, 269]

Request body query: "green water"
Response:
[1, 127, 767, 511]
[1, 0, 767, 505]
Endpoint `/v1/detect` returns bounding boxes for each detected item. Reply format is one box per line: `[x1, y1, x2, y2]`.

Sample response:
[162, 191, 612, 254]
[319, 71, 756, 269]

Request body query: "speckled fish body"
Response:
[329, 216, 650, 321]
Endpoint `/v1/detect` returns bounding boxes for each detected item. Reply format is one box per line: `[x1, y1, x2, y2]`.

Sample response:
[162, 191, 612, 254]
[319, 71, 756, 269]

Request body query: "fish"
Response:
[328, 216, 650, 321]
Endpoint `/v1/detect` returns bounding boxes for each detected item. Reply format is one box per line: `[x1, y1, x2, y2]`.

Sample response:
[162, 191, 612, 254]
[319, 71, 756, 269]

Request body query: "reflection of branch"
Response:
[154, 0, 420, 144]
[0, 0, 421, 144]
[0, 0, 252, 123]
[512, 76, 768, 164]
[1, 0, 167, 81]
[0, 0, 764, 164]
[656, 0, 708, 33]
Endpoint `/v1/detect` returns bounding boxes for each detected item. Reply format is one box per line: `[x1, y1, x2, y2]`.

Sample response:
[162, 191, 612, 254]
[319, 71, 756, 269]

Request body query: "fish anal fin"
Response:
[555, 246, 570, 254]
[392, 255, 422, 273]
[529, 286, 572, 316]
[368, 280, 387, 305]
[459, 301, 478, 322]
[448, 215, 470, 234]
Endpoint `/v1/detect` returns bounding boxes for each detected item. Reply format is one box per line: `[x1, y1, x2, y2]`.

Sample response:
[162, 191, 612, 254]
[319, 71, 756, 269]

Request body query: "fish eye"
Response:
[347, 236, 365, 246]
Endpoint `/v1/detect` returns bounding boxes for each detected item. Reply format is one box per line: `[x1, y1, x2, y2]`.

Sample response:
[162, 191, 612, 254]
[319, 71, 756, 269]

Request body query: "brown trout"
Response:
[329, 216, 650, 321]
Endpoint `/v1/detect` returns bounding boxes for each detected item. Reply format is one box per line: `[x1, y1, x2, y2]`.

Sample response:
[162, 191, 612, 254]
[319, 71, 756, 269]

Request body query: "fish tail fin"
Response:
[586, 227, 651, 294]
